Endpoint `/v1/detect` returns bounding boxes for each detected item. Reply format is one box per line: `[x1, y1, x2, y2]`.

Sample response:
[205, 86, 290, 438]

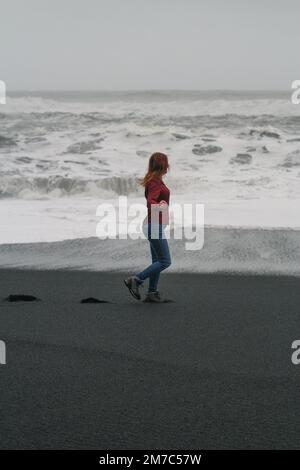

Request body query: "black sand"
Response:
[0, 269, 299, 449]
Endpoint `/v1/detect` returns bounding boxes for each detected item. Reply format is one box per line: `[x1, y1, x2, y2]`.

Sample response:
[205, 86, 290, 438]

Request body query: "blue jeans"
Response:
[136, 224, 171, 292]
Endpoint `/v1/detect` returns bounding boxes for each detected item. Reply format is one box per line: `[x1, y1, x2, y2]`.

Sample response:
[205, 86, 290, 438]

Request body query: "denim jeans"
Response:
[136, 224, 171, 292]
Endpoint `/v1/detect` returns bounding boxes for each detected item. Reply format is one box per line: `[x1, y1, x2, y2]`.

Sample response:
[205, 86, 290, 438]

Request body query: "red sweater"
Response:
[145, 178, 170, 224]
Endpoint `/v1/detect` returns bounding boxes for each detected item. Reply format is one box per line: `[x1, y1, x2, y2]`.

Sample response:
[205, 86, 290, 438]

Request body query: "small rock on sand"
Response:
[80, 297, 110, 304]
[4, 294, 41, 302]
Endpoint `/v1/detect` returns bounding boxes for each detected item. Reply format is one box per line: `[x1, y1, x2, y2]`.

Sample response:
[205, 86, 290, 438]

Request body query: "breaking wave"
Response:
[0, 175, 142, 198]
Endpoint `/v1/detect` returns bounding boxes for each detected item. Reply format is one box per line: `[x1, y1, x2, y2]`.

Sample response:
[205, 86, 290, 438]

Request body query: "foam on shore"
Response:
[0, 226, 299, 276]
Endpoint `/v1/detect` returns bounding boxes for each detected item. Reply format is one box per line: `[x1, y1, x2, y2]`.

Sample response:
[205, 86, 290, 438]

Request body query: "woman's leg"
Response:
[148, 243, 160, 292]
[136, 236, 171, 286]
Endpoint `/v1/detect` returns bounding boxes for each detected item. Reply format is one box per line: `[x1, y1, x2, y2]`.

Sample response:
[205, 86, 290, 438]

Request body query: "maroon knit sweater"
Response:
[145, 178, 170, 224]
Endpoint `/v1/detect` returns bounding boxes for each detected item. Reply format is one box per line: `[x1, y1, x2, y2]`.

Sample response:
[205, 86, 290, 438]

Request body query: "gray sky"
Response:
[1, 0, 299, 90]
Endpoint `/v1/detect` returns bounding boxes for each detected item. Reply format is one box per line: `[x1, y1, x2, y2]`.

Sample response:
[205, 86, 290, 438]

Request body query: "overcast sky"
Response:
[1, 0, 299, 90]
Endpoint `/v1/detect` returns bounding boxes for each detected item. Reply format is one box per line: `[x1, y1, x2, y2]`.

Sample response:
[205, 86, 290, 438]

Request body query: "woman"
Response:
[124, 152, 171, 303]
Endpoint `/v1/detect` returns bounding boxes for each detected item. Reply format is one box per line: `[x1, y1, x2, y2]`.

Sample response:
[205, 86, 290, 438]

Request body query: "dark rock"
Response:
[80, 297, 110, 304]
[249, 129, 280, 139]
[64, 138, 103, 154]
[262, 145, 269, 153]
[172, 133, 190, 140]
[281, 150, 300, 168]
[287, 137, 300, 142]
[25, 136, 47, 143]
[230, 153, 252, 165]
[192, 144, 222, 156]
[4, 294, 40, 302]
[0, 135, 17, 147]
[16, 156, 32, 164]
[260, 130, 280, 139]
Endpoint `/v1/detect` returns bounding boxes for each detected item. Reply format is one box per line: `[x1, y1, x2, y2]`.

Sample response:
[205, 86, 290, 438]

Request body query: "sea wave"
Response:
[2, 90, 300, 117]
[1, 110, 300, 131]
[1, 91, 300, 235]
[0, 175, 142, 198]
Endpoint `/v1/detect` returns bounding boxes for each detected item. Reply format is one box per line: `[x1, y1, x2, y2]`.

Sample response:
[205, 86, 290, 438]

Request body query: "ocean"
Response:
[1, 90, 300, 273]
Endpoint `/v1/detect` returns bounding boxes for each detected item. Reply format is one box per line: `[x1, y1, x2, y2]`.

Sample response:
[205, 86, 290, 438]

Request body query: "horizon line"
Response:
[7, 88, 290, 93]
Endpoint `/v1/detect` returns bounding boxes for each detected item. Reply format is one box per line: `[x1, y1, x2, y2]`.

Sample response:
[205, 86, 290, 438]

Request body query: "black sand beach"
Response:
[0, 269, 300, 449]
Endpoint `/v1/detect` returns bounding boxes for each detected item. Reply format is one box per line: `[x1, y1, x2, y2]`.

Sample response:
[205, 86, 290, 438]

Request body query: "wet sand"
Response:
[0, 269, 299, 449]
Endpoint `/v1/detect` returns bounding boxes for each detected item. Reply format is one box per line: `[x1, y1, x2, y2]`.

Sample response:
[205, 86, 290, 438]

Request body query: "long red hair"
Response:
[140, 152, 169, 186]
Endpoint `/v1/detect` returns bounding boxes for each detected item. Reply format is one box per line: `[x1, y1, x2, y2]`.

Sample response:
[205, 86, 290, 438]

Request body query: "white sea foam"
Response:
[1, 91, 300, 254]
[0, 197, 299, 245]
[2, 90, 300, 116]
[1, 228, 300, 276]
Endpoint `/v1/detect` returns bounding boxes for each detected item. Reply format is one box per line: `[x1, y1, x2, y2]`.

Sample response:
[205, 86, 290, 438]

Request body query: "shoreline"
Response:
[0, 226, 299, 276]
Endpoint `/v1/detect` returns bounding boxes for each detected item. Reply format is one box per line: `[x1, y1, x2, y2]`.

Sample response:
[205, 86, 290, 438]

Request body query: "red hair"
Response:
[140, 152, 169, 186]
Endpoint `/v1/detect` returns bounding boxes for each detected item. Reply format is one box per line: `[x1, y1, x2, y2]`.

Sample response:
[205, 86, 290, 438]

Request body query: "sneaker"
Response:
[124, 276, 142, 300]
[143, 291, 173, 303]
